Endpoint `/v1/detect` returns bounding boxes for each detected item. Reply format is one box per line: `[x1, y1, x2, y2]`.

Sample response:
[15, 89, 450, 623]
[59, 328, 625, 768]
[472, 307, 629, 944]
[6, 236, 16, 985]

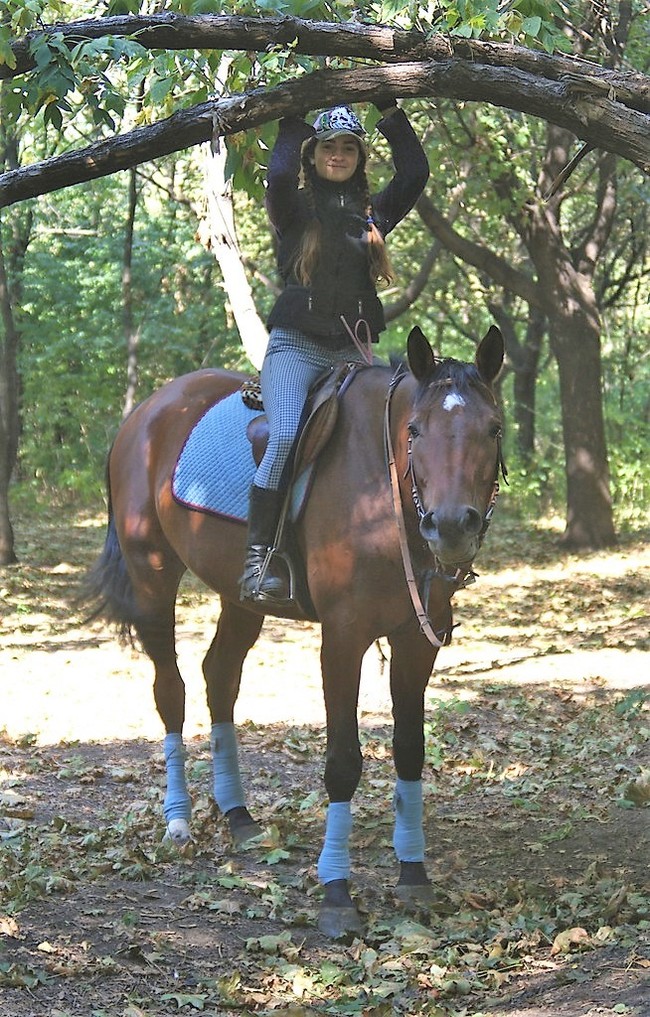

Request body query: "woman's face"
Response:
[312, 135, 361, 183]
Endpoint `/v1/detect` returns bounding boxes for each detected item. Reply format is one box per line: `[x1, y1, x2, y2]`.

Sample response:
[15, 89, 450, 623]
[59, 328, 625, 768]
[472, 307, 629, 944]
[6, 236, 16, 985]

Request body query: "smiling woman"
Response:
[311, 135, 361, 183]
[240, 100, 430, 603]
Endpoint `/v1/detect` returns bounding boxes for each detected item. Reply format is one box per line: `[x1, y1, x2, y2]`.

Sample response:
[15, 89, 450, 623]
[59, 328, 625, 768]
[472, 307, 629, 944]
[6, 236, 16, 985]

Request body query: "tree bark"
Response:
[1, 57, 648, 208]
[203, 140, 269, 371]
[488, 300, 545, 462]
[0, 227, 19, 564]
[4, 14, 649, 116]
[121, 167, 139, 420]
[415, 118, 619, 547]
[523, 125, 617, 547]
[0, 75, 29, 565]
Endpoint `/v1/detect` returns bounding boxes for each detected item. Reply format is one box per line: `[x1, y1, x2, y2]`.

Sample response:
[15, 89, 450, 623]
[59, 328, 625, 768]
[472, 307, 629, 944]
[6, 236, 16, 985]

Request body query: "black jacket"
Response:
[265, 110, 429, 348]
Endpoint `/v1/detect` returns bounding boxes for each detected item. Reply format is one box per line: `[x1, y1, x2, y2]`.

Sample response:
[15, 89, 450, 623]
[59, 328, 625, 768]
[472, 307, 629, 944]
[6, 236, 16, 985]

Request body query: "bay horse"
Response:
[83, 324, 505, 937]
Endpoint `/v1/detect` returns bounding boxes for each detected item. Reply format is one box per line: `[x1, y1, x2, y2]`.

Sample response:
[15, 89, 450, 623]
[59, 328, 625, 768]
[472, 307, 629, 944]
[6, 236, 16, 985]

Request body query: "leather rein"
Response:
[383, 365, 507, 649]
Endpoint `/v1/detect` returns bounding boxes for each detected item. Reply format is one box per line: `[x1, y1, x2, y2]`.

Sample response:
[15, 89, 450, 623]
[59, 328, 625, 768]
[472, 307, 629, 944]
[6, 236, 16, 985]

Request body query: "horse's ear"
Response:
[476, 325, 504, 385]
[407, 326, 435, 381]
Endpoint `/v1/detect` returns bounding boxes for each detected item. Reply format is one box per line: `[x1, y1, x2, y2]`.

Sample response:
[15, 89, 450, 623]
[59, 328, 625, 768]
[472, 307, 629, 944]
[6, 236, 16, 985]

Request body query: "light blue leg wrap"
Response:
[317, 801, 353, 884]
[163, 733, 191, 823]
[393, 778, 425, 862]
[210, 722, 246, 815]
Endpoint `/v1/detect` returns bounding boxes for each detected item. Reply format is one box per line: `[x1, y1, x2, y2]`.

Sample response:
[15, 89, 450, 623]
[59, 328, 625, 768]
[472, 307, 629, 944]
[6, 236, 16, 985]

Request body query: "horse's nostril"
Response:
[419, 511, 438, 541]
[420, 506, 482, 544]
[462, 506, 483, 535]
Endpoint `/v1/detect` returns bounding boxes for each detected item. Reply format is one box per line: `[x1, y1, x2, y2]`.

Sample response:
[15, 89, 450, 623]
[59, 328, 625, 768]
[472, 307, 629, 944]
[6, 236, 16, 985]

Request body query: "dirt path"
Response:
[1, 508, 649, 1016]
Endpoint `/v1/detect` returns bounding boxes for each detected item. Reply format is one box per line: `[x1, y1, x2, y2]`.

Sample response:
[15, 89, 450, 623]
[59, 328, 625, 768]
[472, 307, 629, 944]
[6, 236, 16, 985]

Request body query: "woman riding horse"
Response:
[240, 101, 429, 603]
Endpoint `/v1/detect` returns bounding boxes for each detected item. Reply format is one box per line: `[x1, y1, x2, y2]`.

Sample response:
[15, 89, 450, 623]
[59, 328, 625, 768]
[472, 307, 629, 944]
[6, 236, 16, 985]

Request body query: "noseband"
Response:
[384, 366, 508, 648]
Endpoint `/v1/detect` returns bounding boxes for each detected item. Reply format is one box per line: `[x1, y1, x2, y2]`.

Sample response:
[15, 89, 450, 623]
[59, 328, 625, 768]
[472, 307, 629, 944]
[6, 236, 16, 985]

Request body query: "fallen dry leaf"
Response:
[551, 927, 591, 955]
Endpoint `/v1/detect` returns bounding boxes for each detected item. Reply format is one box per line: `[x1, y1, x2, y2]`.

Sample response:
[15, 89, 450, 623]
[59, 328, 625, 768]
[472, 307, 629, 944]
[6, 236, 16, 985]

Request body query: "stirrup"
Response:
[240, 546, 294, 604]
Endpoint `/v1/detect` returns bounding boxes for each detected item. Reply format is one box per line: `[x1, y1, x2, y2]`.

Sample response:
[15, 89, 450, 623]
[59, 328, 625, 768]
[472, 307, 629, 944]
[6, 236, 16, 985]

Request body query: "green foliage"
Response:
[2, 0, 649, 531]
[11, 162, 241, 497]
[358, 0, 569, 50]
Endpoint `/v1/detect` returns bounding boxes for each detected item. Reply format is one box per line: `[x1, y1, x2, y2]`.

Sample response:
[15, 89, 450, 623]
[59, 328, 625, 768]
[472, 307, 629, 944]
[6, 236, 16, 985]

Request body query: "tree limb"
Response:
[3, 13, 649, 116]
[415, 193, 543, 309]
[1, 59, 648, 208]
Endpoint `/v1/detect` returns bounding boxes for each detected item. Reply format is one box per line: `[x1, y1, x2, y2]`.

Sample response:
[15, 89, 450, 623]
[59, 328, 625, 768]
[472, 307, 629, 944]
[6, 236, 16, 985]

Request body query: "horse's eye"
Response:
[407, 422, 420, 439]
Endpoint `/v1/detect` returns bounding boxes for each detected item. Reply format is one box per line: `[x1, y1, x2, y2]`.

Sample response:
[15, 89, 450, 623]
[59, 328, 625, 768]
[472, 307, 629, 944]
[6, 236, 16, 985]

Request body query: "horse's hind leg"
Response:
[118, 522, 192, 847]
[389, 620, 438, 904]
[202, 599, 264, 847]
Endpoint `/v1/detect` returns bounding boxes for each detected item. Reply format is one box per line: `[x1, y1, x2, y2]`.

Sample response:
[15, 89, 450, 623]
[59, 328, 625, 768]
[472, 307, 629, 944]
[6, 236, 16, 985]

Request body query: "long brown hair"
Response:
[294, 137, 394, 288]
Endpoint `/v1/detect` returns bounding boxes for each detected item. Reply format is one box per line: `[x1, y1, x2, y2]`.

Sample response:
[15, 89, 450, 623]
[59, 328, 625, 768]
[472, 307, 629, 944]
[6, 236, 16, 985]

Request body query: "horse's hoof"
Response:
[394, 882, 435, 905]
[226, 806, 265, 848]
[318, 879, 363, 939]
[232, 820, 265, 848]
[318, 905, 363, 939]
[163, 818, 194, 854]
[395, 861, 433, 905]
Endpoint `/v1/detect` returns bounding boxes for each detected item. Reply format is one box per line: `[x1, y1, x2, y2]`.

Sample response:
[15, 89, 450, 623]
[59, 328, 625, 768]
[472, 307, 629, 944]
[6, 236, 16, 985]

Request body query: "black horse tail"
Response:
[77, 460, 137, 645]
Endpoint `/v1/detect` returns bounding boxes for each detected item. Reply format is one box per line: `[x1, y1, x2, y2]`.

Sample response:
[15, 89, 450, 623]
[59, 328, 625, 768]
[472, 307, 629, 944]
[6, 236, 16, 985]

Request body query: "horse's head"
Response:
[405, 324, 505, 572]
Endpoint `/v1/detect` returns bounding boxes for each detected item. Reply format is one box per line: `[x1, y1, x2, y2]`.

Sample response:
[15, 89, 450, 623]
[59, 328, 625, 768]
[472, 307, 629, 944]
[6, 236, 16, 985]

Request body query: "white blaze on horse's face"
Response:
[442, 391, 466, 412]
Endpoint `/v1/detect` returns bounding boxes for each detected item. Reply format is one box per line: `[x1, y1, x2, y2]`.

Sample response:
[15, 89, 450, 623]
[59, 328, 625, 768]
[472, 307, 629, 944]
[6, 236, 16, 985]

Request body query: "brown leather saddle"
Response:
[239, 361, 365, 616]
[243, 361, 363, 497]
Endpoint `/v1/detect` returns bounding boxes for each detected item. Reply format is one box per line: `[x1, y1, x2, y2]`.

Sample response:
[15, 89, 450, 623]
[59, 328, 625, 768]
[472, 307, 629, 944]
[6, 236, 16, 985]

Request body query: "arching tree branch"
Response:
[3, 13, 648, 118]
[1, 59, 648, 208]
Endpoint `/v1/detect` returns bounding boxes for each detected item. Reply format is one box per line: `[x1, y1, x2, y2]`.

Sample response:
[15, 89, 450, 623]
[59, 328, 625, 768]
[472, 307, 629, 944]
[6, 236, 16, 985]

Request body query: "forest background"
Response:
[0, 0, 648, 565]
[0, 4, 649, 1013]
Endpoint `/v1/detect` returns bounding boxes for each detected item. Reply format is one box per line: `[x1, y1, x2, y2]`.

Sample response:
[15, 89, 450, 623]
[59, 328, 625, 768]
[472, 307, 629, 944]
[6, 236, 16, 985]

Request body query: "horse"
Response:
[82, 324, 506, 938]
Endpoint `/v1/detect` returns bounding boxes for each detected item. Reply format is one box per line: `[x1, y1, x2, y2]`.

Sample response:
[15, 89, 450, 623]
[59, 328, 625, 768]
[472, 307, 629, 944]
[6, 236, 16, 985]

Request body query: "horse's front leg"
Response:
[203, 599, 265, 846]
[317, 625, 367, 938]
[388, 620, 439, 903]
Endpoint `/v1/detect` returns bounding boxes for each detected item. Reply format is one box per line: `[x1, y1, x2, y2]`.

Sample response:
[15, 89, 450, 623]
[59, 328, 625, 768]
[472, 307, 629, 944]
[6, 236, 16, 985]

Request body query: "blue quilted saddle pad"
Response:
[172, 391, 260, 523]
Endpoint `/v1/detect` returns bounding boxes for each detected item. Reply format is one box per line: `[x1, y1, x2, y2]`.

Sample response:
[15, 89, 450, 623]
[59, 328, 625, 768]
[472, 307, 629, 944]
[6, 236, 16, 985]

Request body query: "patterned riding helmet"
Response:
[312, 106, 366, 141]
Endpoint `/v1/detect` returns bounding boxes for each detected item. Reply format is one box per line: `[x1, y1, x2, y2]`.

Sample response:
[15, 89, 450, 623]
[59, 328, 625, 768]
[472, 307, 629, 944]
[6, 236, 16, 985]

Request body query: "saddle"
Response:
[240, 362, 364, 617]
[243, 361, 362, 508]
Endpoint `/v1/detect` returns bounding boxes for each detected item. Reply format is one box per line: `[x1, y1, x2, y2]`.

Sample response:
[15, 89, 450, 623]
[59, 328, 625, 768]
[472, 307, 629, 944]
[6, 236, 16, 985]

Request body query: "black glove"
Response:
[374, 97, 398, 115]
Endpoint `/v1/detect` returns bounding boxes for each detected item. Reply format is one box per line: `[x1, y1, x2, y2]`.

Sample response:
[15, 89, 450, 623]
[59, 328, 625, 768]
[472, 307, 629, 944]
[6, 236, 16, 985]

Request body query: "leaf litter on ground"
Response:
[0, 507, 649, 1014]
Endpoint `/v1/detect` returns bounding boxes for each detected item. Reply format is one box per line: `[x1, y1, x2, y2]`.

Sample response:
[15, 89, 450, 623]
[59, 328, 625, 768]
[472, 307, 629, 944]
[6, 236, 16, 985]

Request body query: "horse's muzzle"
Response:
[419, 505, 483, 562]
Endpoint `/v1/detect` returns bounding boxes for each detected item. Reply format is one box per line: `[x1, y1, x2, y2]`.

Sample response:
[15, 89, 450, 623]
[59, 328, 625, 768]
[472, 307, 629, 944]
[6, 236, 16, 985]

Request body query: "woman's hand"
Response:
[374, 98, 398, 116]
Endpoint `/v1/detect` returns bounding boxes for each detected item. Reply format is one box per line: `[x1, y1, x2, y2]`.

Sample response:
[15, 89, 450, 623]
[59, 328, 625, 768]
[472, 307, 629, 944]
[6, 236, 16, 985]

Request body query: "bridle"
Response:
[406, 424, 507, 581]
[384, 365, 508, 648]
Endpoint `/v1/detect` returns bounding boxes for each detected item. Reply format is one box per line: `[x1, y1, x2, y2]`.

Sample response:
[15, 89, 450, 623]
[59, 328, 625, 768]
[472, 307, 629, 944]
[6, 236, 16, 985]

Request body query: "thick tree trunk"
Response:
[528, 207, 616, 547]
[489, 301, 545, 461]
[512, 345, 539, 463]
[550, 318, 615, 547]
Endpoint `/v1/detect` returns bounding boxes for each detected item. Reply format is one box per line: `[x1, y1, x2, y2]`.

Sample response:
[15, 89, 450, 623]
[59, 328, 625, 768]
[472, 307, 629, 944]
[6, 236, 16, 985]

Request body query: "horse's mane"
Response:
[385, 353, 492, 405]
[415, 357, 486, 404]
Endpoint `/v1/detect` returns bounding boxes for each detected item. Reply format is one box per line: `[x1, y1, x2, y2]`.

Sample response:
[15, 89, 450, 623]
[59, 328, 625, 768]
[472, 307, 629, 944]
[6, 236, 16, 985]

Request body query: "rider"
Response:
[240, 100, 430, 604]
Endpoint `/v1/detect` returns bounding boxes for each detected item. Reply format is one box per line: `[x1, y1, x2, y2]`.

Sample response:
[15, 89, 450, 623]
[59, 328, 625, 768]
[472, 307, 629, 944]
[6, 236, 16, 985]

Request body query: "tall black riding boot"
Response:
[240, 485, 290, 603]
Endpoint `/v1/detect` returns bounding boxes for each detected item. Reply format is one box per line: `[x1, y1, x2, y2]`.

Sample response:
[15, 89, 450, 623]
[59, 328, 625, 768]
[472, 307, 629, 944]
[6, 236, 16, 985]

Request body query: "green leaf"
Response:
[148, 77, 174, 105]
[522, 15, 542, 36]
[0, 27, 17, 69]
[245, 930, 294, 954]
